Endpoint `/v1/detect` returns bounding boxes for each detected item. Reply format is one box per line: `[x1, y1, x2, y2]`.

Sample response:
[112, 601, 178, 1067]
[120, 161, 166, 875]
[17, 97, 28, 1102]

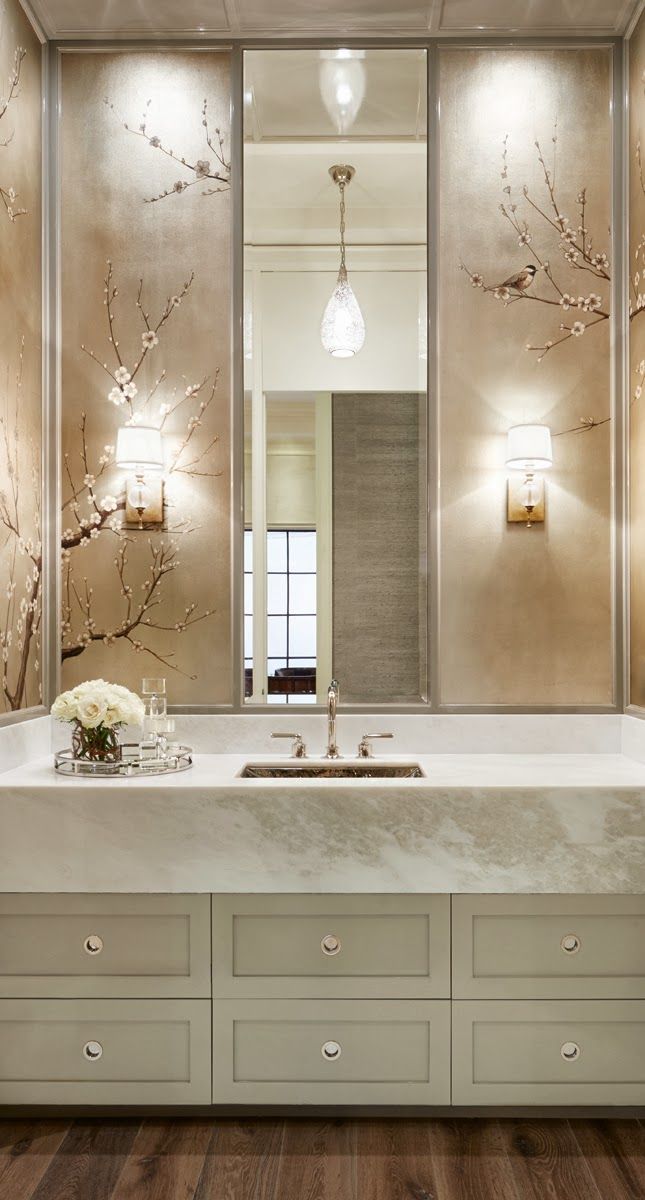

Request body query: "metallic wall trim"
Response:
[617, 37, 630, 711]
[427, 42, 439, 708]
[611, 39, 628, 711]
[42, 42, 61, 711]
[230, 44, 244, 709]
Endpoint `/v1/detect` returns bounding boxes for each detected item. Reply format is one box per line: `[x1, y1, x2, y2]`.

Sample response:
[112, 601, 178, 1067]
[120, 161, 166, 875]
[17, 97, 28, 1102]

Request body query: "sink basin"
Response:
[239, 761, 425, 779]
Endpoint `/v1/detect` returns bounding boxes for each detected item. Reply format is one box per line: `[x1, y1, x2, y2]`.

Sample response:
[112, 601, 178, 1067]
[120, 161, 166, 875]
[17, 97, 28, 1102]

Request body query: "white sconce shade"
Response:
[505, 423, 553, 471]
[115, 425, 164, 471]
[320, 273, 366, 358]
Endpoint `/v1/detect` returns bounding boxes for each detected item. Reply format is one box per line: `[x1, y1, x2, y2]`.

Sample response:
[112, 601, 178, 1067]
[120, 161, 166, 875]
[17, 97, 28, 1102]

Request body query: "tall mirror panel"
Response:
[243, 48, 428, 705]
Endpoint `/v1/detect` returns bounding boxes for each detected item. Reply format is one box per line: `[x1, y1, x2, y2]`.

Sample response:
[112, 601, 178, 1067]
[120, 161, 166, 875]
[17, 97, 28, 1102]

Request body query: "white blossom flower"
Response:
[493, 287, 511, 303]
[109, 386, 126, 406]
[172, 180, 187, 193]
[141, 331, 159, 349]
[114, 366, 131, 385]
[149, 135, 161, 147]
[83, 474, 95, 487]
[469, 273, 484, 288]
[195, 159, 211, 179]
[571, 321, 586, 337]
[518, 230, 532, 246]
[122, 381, 138, 399]
[560, 294, 575, 311]
[100, 495, 118, 513]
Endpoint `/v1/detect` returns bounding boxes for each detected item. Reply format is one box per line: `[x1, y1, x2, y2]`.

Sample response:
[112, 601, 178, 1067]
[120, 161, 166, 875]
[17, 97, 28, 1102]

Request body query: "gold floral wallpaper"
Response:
[630, 13, 645, 709]
[60, 51, 231, 704]
[439, 47, 613, 706]
[0, 0, 42, 713]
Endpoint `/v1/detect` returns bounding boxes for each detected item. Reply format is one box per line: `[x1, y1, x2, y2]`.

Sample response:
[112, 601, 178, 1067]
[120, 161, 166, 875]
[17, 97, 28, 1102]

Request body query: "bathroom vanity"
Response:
[1, 716, 644, 1113]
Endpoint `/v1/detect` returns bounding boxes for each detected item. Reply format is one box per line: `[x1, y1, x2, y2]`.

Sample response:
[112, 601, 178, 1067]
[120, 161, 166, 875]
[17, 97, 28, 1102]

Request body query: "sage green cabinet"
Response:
[212, 998, 451, 1104]
[452, 999, 645, 1106]
[212, 894, 450, 998]
[452, 895, 645, 999]
[0, 894, 211, 998]
[0, 999, 211, 1105]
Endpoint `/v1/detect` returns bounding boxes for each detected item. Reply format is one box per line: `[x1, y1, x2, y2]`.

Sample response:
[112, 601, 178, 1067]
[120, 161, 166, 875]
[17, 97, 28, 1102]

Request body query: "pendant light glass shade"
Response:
[321, 163, 365, 358]
[321, 267, 366, 358]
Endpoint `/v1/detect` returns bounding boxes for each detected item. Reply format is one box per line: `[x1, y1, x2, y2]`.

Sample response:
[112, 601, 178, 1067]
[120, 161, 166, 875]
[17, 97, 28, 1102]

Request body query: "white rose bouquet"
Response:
[51, 679, 145, 762]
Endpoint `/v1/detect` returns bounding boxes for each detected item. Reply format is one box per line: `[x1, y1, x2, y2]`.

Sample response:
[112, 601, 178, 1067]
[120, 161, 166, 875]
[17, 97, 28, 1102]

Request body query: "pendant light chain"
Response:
[338, 178, 347, 278]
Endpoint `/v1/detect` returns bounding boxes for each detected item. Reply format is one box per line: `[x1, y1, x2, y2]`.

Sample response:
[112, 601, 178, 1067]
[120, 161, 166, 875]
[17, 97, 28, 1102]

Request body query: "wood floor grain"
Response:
[193, 1119, 284, 1200]
[0, 1121, 70, 1200]
[500, 1119, 603, 1200]
[29, 1121, 139, 1200]
[0, 1117, 643, 1200]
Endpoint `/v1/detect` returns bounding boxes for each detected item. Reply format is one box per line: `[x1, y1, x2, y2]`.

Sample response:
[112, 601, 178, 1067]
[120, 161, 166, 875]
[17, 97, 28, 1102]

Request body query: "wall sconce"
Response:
[115, 425, 164, 529]
[505, 423, 553, 528]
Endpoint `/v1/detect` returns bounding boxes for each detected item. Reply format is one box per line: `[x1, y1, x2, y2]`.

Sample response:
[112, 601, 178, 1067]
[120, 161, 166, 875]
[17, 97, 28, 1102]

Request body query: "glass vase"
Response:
[71, 721, 122, 763]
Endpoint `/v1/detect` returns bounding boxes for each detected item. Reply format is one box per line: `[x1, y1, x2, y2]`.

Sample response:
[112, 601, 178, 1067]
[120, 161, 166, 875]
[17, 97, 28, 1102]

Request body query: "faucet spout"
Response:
[324, 678, 341, 759]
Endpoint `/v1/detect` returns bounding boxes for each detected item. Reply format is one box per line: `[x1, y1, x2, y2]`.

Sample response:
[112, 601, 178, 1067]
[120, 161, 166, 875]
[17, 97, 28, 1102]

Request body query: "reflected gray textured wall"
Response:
[60, 51, 231, 705]
[332, 394, 426, 702]
[0, 0, 42, 714]
[439, 47, 613, 706]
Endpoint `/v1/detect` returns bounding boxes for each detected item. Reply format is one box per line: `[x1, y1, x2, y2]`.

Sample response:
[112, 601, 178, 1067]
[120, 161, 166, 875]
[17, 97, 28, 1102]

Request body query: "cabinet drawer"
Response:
[212, 895, 450, 998]
[213, 998, 450, 1104]
[0, 999, 211, 1104]
[452, 895, 645, 999]
[0, 895, 210, 998]
[453, 1000, 645, 1106]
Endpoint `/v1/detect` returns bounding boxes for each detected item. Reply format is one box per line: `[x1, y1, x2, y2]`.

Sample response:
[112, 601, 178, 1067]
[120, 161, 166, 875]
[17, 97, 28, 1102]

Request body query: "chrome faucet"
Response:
[324, 678, 341, 759]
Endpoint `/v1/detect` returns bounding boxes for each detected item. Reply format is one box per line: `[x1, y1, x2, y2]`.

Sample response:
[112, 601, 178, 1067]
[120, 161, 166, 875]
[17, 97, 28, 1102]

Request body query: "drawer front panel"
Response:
[212, 895, 450, 997]
[453, 1000, 645, 1106]
[0, 895, 211, 997]
[0, 999, 211, 1104]
[452, 895, 645, 999]
[213, 999, 450, 1104]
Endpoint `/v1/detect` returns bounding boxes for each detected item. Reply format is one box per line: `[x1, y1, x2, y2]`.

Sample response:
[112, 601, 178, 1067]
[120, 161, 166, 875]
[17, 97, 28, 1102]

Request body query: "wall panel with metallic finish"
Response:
[59, 49, 231, 704]
[629, 15, 645, 708]
[438, 46, 614, 706]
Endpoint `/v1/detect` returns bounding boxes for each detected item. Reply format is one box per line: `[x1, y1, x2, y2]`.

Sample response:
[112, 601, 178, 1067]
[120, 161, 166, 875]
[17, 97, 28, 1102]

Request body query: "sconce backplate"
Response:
[124, 477, 164, 526]
[507, 476, 545, 524]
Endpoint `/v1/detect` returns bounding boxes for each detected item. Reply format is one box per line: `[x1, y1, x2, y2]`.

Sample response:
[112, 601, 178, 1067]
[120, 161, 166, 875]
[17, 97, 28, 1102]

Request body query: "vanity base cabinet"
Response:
[212, 998, 451, 1105]
[0, 999, 211, 1105]
[452, 1000, 645, 1107]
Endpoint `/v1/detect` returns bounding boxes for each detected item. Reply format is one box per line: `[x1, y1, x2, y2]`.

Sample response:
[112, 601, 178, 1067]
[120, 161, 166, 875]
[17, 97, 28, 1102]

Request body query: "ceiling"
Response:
[23, 0, 642, 40]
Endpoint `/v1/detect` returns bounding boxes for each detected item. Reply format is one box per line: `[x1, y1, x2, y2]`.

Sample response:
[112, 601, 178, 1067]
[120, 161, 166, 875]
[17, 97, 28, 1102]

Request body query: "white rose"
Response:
[77, 697, 108, 729]
[51, 691, 78, 722]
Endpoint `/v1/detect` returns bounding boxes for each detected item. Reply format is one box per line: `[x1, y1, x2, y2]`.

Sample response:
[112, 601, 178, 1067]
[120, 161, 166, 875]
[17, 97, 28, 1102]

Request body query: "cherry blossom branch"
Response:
[104, 96, 231, 204]
[0, 47, 27, 222]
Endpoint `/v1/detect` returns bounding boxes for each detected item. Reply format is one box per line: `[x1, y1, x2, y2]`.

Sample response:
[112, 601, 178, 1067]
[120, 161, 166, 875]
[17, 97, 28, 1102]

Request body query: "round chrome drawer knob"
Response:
[321, 934, 341, 957]
[560, 934, 581, 955]
[84, 934, 104, 956]
[321, 1040, 342, 1061]
[83, 1040, 103, 1061]
[560, 1041, 581, 1062]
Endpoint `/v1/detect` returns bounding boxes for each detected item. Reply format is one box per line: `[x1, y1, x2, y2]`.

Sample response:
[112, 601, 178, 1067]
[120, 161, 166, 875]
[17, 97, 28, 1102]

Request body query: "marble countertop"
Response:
[0, 752, 643, 894]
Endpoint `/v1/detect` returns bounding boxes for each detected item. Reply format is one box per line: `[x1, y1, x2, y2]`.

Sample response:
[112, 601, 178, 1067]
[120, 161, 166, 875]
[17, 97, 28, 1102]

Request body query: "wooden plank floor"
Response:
[0, 1117, 642, 1200]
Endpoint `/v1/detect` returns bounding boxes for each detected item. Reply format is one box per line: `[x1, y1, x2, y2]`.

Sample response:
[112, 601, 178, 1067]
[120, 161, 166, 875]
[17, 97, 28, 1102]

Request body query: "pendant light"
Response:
[320, 164, 366, 359]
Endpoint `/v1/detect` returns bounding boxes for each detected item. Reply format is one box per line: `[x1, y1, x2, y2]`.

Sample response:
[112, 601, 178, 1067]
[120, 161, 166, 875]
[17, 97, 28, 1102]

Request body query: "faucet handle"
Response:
[358, 733, 394, 759]
[271, 732, 307, 759]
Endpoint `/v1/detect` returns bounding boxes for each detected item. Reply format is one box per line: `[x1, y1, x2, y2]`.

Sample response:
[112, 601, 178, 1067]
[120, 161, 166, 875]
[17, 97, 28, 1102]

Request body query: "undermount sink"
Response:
[239, 761, 425, 779]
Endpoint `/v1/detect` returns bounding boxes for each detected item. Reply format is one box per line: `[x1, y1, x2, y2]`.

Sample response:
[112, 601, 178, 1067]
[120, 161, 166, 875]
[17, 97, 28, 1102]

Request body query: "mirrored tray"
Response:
[54, 743, 193, 777]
